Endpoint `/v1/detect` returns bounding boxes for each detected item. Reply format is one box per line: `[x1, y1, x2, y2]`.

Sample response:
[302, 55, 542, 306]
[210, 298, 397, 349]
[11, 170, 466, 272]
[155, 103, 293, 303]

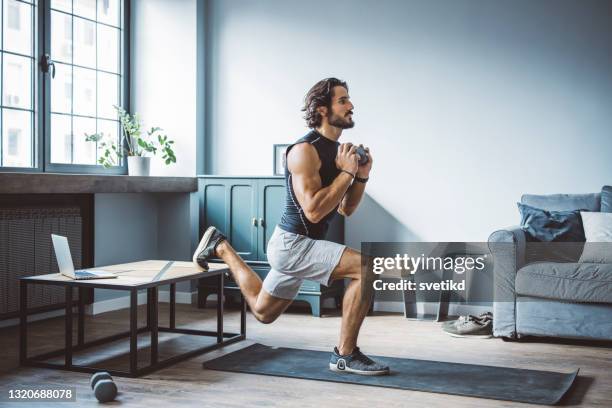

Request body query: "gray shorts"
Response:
[263, 226, 346, 300]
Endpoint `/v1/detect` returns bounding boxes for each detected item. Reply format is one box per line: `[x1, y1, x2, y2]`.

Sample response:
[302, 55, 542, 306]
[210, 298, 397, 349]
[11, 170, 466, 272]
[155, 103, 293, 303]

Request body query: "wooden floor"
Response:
[0, 302, 610, 407]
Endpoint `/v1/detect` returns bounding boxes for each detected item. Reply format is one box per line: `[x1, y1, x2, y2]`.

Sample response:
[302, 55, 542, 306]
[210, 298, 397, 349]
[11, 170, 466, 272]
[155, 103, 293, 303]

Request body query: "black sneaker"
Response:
[192, 226, 226, 272]
[329, 347, 390, 376]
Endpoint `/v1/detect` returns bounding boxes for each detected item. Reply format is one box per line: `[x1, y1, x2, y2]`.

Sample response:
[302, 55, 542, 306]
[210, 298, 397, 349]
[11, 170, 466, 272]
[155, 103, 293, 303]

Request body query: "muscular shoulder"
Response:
[287, 142, 321, 175]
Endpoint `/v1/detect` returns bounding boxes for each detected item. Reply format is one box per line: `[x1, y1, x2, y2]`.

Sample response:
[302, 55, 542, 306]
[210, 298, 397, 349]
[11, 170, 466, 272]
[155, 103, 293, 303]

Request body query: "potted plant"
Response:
[85, 105, 176, 176]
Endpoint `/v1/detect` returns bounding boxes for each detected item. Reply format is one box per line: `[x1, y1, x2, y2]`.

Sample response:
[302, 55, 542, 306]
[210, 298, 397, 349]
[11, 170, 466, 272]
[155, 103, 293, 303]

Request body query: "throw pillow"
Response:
[579, 212, 612, 263]
[518, 202, 586, 242]
[518, 202, 586, 262]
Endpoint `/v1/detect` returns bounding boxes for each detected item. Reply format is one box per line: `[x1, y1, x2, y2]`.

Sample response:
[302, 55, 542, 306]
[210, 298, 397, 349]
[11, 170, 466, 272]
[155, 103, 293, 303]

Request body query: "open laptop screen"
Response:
[51, 234, 76, 278]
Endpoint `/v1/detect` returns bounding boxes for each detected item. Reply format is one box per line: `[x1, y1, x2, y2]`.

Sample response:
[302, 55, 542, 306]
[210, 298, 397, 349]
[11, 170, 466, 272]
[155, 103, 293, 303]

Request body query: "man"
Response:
[193, 78, 389, 375]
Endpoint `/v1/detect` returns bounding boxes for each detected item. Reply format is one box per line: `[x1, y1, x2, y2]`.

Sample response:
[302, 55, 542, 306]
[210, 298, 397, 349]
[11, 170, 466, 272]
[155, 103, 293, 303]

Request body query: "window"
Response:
[0, 0, 128, 173]
[1, 0, 35, 168]
[7, 2, 20, 30]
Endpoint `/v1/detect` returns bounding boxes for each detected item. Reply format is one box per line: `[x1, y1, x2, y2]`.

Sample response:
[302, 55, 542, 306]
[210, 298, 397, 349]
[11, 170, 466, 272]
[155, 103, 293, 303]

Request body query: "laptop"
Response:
[51, 234, 117, 280]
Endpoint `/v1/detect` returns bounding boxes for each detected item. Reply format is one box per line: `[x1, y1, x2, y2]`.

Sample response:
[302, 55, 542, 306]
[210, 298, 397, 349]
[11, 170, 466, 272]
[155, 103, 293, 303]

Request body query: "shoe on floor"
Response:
[441, 311, 493, 329]
[329, 347, 390, 376]
[192, 226, 227, 272]
[443, 317, 493, 338]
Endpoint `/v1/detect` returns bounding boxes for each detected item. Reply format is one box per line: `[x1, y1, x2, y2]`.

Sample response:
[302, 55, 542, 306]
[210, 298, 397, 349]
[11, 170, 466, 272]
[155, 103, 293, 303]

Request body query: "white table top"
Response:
[22, 260, 229, 287]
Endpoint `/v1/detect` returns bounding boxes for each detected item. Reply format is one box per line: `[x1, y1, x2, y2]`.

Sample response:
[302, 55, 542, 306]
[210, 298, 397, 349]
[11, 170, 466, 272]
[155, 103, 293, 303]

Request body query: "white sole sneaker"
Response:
[329, 362, 390, 376]
[192, 227, 217, 272]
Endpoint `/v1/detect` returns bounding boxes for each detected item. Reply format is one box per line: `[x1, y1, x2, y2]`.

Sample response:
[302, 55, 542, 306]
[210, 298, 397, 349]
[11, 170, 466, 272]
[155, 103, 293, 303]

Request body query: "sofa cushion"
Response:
[522, 193, 601, 212]
[516, 262, 612, 303]
[579, 212, 612, 263]
[602, 186, 612, 212]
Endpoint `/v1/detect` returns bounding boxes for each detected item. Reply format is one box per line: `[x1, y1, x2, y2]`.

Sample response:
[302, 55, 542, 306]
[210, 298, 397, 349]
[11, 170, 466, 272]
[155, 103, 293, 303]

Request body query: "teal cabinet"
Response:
[198, 177, 284, 261]
[198, 176, 345, 316]
[257, 180, 285, 260]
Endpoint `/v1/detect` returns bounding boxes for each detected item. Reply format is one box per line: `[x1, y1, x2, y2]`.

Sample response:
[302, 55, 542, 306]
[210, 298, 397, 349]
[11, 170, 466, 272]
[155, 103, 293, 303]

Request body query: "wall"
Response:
[131, 0, 200, 176]
[206, 0, 612, 243]
[94, 193, 198, 305]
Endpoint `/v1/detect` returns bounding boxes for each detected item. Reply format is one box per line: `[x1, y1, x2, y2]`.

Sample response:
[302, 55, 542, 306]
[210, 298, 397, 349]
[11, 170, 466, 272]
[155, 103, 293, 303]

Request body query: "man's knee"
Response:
[252, 308, 280, 324]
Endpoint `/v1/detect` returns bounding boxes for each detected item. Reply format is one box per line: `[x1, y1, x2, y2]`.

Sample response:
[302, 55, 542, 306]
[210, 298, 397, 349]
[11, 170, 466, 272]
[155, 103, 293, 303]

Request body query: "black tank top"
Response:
[277, 130, 341, 239]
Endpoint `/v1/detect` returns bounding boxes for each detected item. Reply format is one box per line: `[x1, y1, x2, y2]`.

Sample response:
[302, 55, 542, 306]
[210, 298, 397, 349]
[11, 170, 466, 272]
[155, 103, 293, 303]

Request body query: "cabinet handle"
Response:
[259, 218, 265, 227]
[252, 217, 258, 227]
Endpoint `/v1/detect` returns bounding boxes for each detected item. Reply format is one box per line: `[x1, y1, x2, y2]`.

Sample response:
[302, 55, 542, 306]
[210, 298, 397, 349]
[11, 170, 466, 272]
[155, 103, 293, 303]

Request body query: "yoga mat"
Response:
[203, 343, 578, 405]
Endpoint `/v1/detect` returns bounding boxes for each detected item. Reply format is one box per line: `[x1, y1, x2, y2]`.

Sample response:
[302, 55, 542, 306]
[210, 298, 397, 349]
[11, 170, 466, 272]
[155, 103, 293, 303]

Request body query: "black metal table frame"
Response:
[20, 269, 246, 378]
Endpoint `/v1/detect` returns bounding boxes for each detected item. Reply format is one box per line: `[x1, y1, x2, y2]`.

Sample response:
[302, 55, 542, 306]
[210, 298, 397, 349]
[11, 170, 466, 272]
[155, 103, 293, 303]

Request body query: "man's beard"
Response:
[328, 113, 355, 129]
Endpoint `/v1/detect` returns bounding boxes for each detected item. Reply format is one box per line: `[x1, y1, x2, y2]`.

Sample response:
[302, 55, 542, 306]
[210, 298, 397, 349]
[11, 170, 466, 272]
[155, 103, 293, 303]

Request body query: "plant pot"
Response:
[127, 156, 151, 176]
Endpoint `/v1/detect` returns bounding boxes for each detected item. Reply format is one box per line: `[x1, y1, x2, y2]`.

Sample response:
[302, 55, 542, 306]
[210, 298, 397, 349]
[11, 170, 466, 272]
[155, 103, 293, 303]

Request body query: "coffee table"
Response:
[20, 260, 246, 377]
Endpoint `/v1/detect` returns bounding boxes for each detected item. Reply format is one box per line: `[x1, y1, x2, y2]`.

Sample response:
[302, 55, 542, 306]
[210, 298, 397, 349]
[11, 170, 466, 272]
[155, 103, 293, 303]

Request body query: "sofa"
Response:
[488, 189, 612, 341]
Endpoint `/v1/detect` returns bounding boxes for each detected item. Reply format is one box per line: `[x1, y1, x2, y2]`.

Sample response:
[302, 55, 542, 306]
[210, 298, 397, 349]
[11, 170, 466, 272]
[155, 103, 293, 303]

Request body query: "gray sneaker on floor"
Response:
[329, 347, 390, 376]
[443, 317, 493, 338]
[192, 226, 227, 272]
[442, 312, 493, 329]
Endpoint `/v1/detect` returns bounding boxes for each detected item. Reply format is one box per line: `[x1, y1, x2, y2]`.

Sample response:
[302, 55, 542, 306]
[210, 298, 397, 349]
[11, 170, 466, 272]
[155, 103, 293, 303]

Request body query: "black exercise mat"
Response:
[203, 343, 578, 405]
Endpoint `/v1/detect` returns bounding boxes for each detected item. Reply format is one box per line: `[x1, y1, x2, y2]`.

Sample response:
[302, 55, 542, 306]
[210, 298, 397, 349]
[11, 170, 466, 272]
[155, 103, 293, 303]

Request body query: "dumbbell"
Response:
[90, 372, 117, 403]
[355, 146, 369, 166]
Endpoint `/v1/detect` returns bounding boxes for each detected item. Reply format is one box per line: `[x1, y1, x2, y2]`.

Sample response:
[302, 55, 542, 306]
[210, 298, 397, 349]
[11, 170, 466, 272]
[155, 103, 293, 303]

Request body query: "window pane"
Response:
[72, 116, 96, 164]
[74, 17, 95, 68]
[51, 113, 72, 163]
[2, 53, 32, 109]
[51, 63, 72, 114]
[51, 0, 72, 13]
[51, 10, 72, 64]
[2, 108, 32, 167]
[3, 0, 33, 56]
[97, 24, 118, 73]
[97, 118, 119, 164]
[74, 0, 95, 20]
[98, 0, 119, 27]
[73, 66, 96, 116]
[97, 72, 118, 119]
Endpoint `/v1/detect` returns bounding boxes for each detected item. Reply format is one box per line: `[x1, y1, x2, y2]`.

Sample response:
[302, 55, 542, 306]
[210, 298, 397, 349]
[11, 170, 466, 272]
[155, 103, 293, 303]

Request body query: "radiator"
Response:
[0, 195, 93, 319]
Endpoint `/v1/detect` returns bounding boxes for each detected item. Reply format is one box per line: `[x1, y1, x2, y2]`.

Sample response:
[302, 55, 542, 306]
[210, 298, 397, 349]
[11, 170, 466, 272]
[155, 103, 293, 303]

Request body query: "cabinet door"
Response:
[257, 178, 286, 261]
[228, 180, 259, 261]
[199, 178, 230, 239]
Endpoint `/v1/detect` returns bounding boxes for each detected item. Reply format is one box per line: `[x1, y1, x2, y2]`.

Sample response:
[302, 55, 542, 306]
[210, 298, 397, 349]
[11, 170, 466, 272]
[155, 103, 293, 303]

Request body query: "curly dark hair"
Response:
[302, 78, 349, 128]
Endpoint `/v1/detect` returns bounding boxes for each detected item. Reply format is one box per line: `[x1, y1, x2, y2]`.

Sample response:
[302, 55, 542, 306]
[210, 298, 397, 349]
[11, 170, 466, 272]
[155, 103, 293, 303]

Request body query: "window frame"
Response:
[0, 0, 130, 174]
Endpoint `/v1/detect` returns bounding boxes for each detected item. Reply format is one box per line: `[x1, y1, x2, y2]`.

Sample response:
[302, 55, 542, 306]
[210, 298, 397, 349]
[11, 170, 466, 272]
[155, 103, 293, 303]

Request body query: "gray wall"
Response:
[131, 0, 199, 176]
[94, 193, 198, 302]
[206, 0, 612, 243]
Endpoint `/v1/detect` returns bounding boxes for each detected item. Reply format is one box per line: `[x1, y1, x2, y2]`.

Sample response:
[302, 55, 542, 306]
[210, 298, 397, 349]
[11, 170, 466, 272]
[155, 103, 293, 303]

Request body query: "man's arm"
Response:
[338, 145, 373, 216]
[288, 142, 357, 223]
[338, 181, 366, 217]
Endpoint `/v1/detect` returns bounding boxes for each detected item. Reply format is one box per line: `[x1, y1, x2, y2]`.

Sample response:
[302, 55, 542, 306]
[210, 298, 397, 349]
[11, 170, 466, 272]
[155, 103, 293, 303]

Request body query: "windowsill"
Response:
[0, 172, 197, 194]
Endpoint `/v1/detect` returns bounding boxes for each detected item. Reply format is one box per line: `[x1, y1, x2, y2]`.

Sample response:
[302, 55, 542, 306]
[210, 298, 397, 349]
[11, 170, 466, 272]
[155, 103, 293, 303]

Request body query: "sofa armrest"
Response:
[488, 226, 527, 269]
[487, 226, 527, 338]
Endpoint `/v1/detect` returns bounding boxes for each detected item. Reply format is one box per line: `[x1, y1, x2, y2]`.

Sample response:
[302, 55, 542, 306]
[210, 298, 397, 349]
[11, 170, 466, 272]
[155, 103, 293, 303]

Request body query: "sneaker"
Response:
[441, 312, 493, 329]
[192, 226, 227, 272]
[443, 317, 493, 338]
[329, 347, 390, 376]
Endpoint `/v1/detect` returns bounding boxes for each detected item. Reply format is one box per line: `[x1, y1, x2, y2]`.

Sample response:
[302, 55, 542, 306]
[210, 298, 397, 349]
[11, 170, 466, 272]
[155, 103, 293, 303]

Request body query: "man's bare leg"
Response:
[329, 247, 373, 355]
[215, 241, 292, 324]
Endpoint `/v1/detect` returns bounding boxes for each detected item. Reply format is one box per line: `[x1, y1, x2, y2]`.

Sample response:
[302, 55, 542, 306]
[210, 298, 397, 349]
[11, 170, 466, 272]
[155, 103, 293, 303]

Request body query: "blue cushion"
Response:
[521, 193, 600, 212]
[518, 203, 586, 242]
[602, 186, 612, 212]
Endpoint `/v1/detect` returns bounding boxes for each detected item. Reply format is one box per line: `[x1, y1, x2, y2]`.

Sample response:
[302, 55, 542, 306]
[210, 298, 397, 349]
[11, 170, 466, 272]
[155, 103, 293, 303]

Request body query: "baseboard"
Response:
[0, 308, 67, 329]
[373, 301, 405, 313]
[88, 290, 198, 315]
[0, 291, 211, 328]
[374, 301, 492, 318]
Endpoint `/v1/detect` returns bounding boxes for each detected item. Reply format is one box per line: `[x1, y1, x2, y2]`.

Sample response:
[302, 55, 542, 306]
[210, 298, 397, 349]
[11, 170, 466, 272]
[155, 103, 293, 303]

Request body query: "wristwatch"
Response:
[355, 175, 369, 183]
